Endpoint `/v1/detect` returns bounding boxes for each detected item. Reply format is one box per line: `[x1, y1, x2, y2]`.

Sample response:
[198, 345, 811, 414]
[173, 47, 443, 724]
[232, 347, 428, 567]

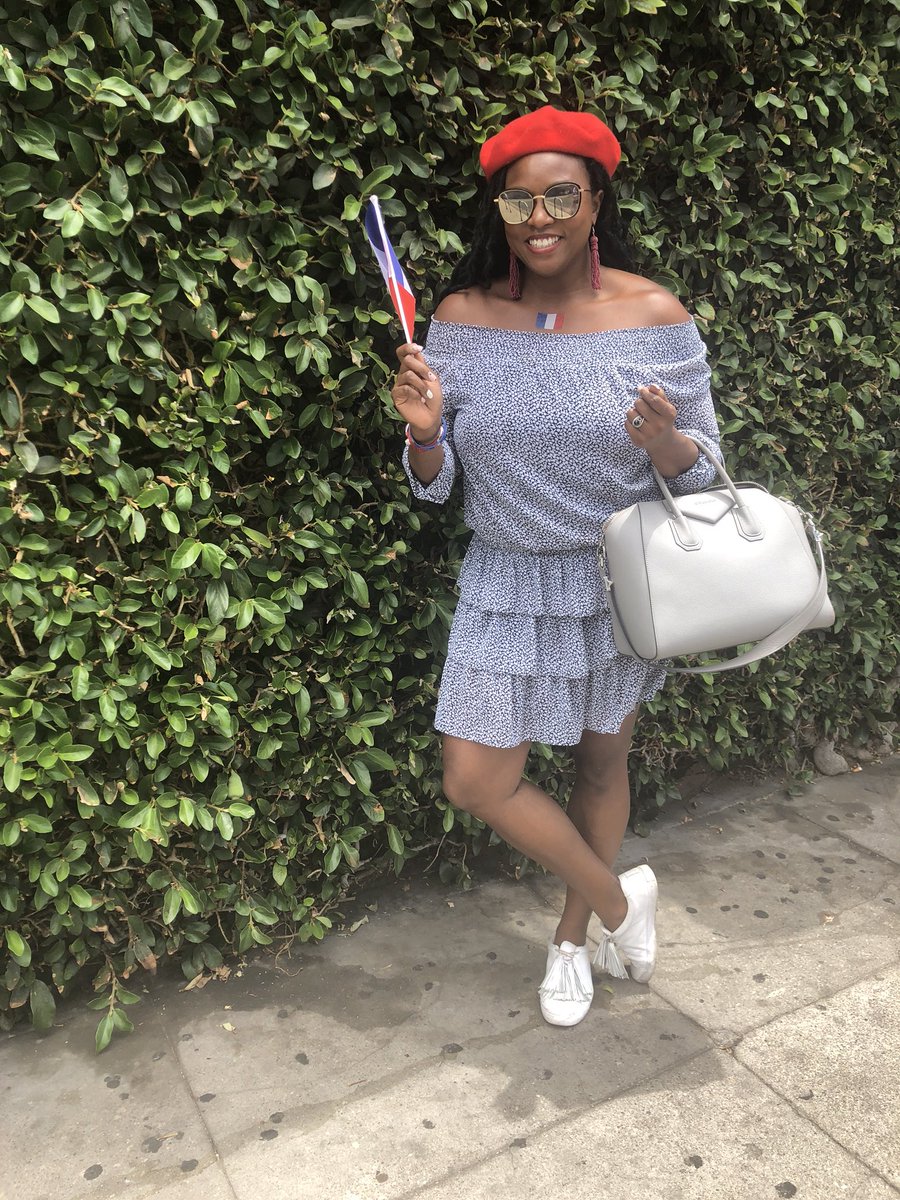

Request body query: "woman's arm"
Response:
[624, 287, 718, 480]
[393, 343, 446, 485]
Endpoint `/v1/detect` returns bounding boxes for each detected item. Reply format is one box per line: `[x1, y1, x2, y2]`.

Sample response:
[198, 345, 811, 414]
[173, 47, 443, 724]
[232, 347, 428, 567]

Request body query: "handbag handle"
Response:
[652, 435, 763, 542]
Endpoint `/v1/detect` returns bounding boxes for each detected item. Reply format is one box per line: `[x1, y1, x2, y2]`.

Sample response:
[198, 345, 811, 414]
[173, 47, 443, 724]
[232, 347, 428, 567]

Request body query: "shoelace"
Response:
[538, 946, 592, 1002]
[593, 929, 629, 980]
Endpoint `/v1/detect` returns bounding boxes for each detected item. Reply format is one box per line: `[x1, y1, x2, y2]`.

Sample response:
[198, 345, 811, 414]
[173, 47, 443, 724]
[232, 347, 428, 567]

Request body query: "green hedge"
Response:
[1, 0, 897, 1045]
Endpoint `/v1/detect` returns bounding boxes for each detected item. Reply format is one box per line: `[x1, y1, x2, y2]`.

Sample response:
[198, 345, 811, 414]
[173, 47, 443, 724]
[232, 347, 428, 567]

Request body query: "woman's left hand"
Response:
[625, 384, 677, 451]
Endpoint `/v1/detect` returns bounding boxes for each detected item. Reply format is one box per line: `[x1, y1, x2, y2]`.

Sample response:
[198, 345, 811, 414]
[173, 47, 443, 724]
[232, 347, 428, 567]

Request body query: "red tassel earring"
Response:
[508, 251, 522, 300]
[590, 233, 602, 291]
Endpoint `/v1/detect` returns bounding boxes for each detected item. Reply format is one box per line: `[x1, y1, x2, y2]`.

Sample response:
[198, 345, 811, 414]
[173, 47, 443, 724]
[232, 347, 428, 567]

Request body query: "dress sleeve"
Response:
[654, 323, 722, 495]
[401, 418, 458, 504]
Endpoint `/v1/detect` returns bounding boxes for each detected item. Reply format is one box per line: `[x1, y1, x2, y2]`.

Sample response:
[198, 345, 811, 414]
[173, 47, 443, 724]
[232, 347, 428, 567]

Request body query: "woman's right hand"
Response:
[392, 343, 444, 442]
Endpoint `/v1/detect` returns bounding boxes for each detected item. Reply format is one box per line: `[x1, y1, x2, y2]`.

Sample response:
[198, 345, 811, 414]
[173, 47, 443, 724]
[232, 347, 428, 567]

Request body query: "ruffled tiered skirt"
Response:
[434, 538, 667, 749]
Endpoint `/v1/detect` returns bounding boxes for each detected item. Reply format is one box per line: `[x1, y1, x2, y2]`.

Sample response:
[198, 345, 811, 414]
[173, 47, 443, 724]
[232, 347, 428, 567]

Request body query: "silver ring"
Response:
[631, 415, 645, 429]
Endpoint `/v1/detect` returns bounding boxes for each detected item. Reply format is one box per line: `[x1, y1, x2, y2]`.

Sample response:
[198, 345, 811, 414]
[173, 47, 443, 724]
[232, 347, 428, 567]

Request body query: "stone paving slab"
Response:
[211, 992, 711, 1200]
[164, 880, 556, 1126]
[737, 963, 900, 1189]
[527, 789, 900, 1042]
[165, 880, 710, 1198]
[782, 756, 900, 865]
[410, 1050, 892, 1200]
[647, 787, 900, 1039]
[0, 1007, 229, 1200]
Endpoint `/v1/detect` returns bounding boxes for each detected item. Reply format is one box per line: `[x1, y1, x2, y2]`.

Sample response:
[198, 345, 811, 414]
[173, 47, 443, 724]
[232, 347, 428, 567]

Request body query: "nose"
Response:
[526, 197, 555, 229]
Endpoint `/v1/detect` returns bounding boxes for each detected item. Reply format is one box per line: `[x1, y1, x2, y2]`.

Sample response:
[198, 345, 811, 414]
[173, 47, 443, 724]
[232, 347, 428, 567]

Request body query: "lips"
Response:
[524, 235, 562, 254]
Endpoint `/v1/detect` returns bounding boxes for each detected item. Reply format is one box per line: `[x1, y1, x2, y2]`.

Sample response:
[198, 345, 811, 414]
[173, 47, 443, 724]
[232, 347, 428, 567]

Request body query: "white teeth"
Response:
[528, 236, 561, 248]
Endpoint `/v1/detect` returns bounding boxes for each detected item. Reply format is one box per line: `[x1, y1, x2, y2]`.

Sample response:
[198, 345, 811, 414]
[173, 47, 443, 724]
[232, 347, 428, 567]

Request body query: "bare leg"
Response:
[554, 715, 636, 948]
[442, 735, 628, 931]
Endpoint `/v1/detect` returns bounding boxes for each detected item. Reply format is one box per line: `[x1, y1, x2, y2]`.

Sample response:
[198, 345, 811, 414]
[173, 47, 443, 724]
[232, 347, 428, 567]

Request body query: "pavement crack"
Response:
[731, 1051, 900, 1194]
[162, 1012, 242, 1200]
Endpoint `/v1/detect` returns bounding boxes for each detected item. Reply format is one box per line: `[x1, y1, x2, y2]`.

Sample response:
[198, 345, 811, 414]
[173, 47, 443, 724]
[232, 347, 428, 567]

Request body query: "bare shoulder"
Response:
[603, 269, 693, 328]
[433, 288, 488, 324]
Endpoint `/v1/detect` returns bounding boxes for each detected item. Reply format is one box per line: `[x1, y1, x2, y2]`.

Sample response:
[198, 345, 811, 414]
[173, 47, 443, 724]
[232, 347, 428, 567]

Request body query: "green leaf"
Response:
[0, 292, 25, 322]
[350, 759, 372, 794]
[61, 208, 85, 238]
[266, 278, 291, 304]
[19, 332, 39, 363]
[171, 539, 202, 569]
[162, 886, 182, 923]
[346, 571, 369, 607]
[187, 98, 219, 127]
[95, 1013, 115, 1053]
[139, 640, 173, 669]
[112, 1007, 135, 1033]
[312, 163, 337, 190]
[1, 55, 27, 91]
[215, 810, 234, 840]
[71, 664, 90, 701]
[14, 441, 39, 471]
[57, 744, 94, 762]
[5, 929, 28, 962]
[30, 980, 56, 1031]
[235, 599, 253, 629]
[3, 758, 22, 792]
[68, 884, 94, 909]
[363, 748, 397, 771]
[163, 53, 194, 81]
[25, 296, 60, 323]
[206, 579, 229, 623]
[385, 824, 404, 855]
[21, 814, 52, 833]
[253, 598, 285, 628]
[200, 543, 227, 576]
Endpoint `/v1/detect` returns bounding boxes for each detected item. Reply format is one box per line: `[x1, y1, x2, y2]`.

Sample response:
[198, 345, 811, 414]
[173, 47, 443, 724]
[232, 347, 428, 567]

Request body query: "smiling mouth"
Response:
[524, 235, 563, 253]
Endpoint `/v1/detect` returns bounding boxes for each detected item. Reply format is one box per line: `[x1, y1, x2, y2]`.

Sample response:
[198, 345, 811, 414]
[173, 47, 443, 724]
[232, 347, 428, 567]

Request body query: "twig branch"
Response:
[5, 376, 26, 434]
[5, 610, 26, 656]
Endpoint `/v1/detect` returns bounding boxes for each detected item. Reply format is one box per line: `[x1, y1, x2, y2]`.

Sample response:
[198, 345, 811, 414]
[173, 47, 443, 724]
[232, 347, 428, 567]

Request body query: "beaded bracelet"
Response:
[405, 421, 446, 451]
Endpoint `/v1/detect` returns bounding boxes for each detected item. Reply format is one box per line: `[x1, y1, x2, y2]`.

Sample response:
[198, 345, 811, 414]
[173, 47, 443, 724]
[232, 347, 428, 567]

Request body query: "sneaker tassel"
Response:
[593, 930, 628, 980]
[538, 953, 592, 1003]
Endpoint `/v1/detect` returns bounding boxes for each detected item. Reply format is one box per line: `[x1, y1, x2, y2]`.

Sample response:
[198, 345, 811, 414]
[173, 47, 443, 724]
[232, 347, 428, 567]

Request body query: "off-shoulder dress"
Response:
[402, 318, 721, 749]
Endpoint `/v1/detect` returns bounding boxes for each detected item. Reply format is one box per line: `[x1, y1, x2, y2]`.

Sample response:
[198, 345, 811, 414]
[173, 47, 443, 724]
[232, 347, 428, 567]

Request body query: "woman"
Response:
[391, 107, 720, 1026]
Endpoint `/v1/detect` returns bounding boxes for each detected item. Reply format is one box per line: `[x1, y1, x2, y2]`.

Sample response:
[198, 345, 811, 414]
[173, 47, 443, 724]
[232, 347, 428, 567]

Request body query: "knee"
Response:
[572, 747, 629, 796]
[442, 765, 481, 816]
[442, 765, 499, 821]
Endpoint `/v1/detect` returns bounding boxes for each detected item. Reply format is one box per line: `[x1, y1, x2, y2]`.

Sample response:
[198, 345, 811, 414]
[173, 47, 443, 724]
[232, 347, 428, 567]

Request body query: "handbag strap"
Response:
[666, 521, 829, 673]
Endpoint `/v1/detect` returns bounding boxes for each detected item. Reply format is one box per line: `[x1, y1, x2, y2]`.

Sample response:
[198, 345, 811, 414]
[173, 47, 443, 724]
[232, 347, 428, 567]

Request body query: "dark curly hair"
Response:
[437, 158, 634, 303]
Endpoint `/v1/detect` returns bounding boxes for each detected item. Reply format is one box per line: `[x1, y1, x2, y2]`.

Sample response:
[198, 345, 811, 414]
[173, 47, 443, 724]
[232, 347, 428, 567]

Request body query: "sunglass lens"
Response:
[497, 191, 533, 224]
[544, 185, 582, 219]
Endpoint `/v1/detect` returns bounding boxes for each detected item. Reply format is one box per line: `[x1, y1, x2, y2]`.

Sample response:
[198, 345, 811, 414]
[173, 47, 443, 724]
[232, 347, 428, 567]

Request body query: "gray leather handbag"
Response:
[599, 437, 835, 674]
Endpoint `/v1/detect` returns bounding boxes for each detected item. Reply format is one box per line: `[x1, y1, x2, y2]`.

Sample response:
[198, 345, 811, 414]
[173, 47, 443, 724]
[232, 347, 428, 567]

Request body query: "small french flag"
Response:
[364, 197, 416, 343]
[536, 312, 564, 331]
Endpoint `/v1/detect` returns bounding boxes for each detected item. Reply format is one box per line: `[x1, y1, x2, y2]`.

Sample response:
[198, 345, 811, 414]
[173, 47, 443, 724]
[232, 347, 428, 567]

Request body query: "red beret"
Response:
[479, 106, 621, 180]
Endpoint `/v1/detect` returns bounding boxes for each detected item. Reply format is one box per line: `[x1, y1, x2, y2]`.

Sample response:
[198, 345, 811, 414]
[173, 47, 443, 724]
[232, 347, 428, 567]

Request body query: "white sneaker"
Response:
[593, 865, 658, 983]
[539, 940, 593, 1026]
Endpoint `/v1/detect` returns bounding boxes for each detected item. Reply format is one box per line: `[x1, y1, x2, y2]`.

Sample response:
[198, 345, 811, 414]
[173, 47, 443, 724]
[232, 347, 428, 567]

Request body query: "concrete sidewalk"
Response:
[3, 758, 899, 1200]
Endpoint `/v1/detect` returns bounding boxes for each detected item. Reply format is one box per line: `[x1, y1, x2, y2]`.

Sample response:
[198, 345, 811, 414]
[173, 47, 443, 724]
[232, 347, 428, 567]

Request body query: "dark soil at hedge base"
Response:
[0, 0, 896, 1038]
